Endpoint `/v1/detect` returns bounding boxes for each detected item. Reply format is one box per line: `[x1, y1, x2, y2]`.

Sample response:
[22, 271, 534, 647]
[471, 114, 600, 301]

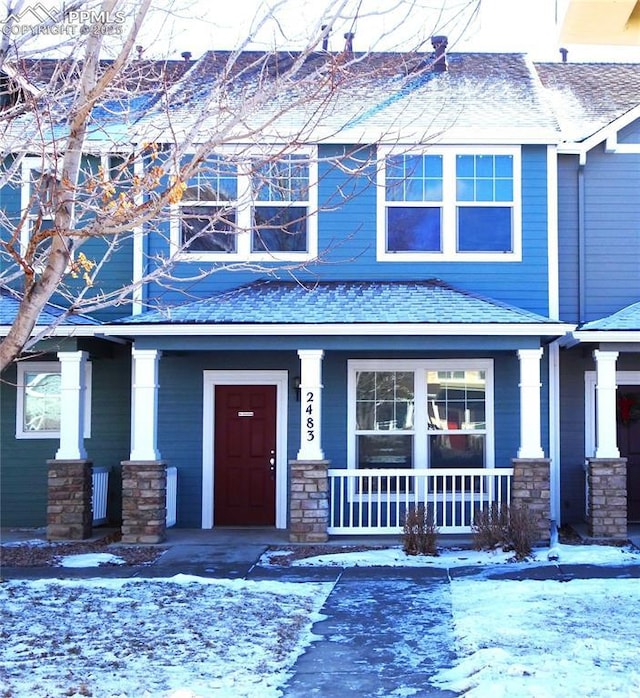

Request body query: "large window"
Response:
[15, 362, 92, 439]
[378, 147, 521, 262]
[349, 360, 493, 472]
[173, 150, 317, 261]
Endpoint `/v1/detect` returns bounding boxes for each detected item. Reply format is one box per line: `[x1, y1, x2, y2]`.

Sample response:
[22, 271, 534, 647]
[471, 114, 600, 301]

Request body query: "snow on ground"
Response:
[0, 575, 332, 698]
[2, 543, 640, 697]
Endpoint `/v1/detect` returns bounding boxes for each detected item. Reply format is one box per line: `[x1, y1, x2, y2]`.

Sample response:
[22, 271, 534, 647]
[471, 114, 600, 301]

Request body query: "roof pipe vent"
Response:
[559, 47, 568, 63]
[344, 32, 355, 53]
[181, 51, 192, 62]
[321, 24, 330, 51]
[431, 35, 448, 72]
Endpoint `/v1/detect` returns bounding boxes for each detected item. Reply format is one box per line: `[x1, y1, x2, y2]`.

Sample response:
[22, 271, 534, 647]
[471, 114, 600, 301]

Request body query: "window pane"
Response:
[252, 206, 307, 252]
[430, 434, 484, 468]
[358, 434, 413, 468]
[181, 206, 237, 252]
[356, 371, 414, 430]
[456, 155, 474, 177]
[252, 156, 309, 202]
[457, 207, 512, 252]
[494, 155, 513, 177]
[23, 371, 60, 432]
[385, 154, 442, 203]
[184, 157, 237, 202]
[427, 370, 486, 430]
[387, 207, 441, 252]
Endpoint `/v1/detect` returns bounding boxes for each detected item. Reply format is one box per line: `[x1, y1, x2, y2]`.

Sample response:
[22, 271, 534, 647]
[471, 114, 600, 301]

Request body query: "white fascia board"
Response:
[573, 330, 640, 343]
[90, 322, 575, 338]
[557, 105, 640, 158]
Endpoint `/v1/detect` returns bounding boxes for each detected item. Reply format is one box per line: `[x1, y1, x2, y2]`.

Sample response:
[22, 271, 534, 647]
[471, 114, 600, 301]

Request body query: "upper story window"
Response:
[172, 149, 317, 262]
[377, 147, 521, 262]
[15, 361, 92, 439]
[20, 157, 57, 252]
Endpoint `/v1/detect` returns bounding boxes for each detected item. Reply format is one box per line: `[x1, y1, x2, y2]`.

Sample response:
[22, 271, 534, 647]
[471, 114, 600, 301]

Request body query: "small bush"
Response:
[402, 504, 439, 556]
[472, 503, 537, 561]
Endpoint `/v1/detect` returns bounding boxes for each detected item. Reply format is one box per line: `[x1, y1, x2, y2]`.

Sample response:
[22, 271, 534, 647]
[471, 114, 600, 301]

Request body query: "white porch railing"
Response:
[328, 468, 513, 534]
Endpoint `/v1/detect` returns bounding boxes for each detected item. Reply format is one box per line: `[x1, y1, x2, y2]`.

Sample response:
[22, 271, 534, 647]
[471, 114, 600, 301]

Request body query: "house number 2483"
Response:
[305, 391, 315, 441]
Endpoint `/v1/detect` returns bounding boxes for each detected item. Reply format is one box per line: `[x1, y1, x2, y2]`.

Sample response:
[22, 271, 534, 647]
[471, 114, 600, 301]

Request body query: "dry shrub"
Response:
[402, 504, 439, 556]
[472, 503, 536, 561]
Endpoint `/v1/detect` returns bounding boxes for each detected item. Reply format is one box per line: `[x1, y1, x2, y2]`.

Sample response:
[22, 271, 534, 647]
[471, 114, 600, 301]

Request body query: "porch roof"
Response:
[117, 279, 564, 328]
[0, 287, 98, 329]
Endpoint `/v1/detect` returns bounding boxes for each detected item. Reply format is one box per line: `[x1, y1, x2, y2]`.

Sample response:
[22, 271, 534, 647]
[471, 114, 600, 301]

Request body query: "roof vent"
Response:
[431, 35, 448, 72]
[344, 32, 355, 53]
[181, 51, 192, 62]
[321, 24, 330, 51]
[559, 47, 568, 63]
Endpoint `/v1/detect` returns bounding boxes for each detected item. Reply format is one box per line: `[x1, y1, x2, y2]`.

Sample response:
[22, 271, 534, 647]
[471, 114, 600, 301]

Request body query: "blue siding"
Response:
[619, 117, 640, 144]
[558, 155, 580, 323]
[583, 144, 640, 321]
[156, 348, 543, 527]
[145, 144, 551, 317]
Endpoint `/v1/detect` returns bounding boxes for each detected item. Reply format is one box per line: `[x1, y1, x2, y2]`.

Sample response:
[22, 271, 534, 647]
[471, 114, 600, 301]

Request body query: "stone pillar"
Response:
[121, 460, 167, 544]
[593, 350, 620, 458]
[511, 458, 551, 543]
[289, 460, 330, 543]
[586, 458, 627, 540]
[517, 348, 545, 459]
[47, 460, 93, 540]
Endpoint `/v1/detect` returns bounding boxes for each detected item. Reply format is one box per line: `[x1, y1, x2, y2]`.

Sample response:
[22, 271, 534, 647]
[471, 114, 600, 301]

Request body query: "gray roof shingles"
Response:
[580, 302, 640, 331]
[0, 287, 97, 326]
[117, 279, 560, 326]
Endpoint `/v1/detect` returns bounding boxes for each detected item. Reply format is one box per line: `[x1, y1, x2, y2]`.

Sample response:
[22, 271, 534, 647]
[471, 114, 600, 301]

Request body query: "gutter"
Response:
[578, 160, 586, 323]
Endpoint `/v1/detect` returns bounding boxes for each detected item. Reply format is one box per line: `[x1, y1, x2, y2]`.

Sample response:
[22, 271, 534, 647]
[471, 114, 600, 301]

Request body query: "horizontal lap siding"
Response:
[558, 155, 580, 323]
[583, 143, 640, 320]
[0, 350, 131, 528]
[619, 119, 640, 144]
[144, 145, 551, 317]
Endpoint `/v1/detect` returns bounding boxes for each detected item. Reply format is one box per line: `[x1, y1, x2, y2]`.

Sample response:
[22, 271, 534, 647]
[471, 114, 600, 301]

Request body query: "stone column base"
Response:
[511, 458, 551, 544]
[121, 460, 167, 544]
[47, 460, 93, 540]
[586, 458, 627, 541]
[289, 460, 330, 543]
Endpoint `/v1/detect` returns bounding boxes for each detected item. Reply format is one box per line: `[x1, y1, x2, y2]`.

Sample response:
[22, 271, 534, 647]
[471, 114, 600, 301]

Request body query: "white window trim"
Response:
[15, 361, 92, 439]
[377, 145, 522, 262]
[347, 359, 495, 472]
[170, 147, 318, 263]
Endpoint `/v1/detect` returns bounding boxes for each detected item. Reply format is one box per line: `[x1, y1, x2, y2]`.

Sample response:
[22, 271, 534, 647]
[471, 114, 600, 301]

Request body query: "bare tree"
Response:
[0, 0, 480, 372]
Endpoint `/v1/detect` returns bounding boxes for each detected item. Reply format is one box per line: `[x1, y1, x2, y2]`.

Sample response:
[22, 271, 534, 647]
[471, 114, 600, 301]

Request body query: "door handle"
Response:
[269, 457, 275, 469]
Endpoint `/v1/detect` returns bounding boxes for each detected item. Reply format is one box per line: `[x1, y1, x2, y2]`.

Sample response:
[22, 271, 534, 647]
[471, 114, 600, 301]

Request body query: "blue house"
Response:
[5, 43, 637, 544]
[536, 61, 640, 538]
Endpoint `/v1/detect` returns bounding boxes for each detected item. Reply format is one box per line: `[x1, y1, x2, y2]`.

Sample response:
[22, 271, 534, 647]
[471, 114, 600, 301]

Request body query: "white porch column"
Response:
[594, 349, 620, 458]
[56, 350, 88, 460]
[130, 348, 161, 461]
[297, 349, 325, 460]
[517, 348, 545, 459]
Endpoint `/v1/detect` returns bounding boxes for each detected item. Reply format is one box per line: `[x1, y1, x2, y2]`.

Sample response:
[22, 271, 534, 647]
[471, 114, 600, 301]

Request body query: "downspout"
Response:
[578, 158, 586, 323]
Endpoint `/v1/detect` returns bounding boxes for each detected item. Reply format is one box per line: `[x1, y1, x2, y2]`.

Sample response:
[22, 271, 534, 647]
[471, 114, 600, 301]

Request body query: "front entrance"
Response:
[214, 384, 277, 525]
[617, 386, 640, 522]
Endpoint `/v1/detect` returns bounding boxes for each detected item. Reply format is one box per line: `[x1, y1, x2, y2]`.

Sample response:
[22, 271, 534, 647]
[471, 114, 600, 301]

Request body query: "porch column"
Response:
[297, 349, 324, 460]
[55, 350, 88, 460]
[593, 349, 620, 458]
[517, 348, 545, 459]
[130, 348, 161, 461]
[122, 348, 166, 543]
[47, 350, 92, 540]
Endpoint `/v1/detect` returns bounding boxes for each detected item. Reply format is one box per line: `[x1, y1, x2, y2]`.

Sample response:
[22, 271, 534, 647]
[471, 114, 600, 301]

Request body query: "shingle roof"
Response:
[534, 63, 640, 142]
[0, 287, 98, 327]
[580, 302, 640, 331]
[117, 279, 560, 326]
[133, 51, 558, 144]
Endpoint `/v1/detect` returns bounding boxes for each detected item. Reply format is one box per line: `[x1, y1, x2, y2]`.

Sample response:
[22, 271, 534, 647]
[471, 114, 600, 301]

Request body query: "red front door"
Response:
[617, 387, 640, 522]
[214, 385, 277, 526]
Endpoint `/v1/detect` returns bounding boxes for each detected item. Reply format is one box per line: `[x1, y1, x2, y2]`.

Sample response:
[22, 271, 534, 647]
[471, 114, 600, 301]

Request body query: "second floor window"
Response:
[173, 150, 317, 261]
[378, 147, 521, 262]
